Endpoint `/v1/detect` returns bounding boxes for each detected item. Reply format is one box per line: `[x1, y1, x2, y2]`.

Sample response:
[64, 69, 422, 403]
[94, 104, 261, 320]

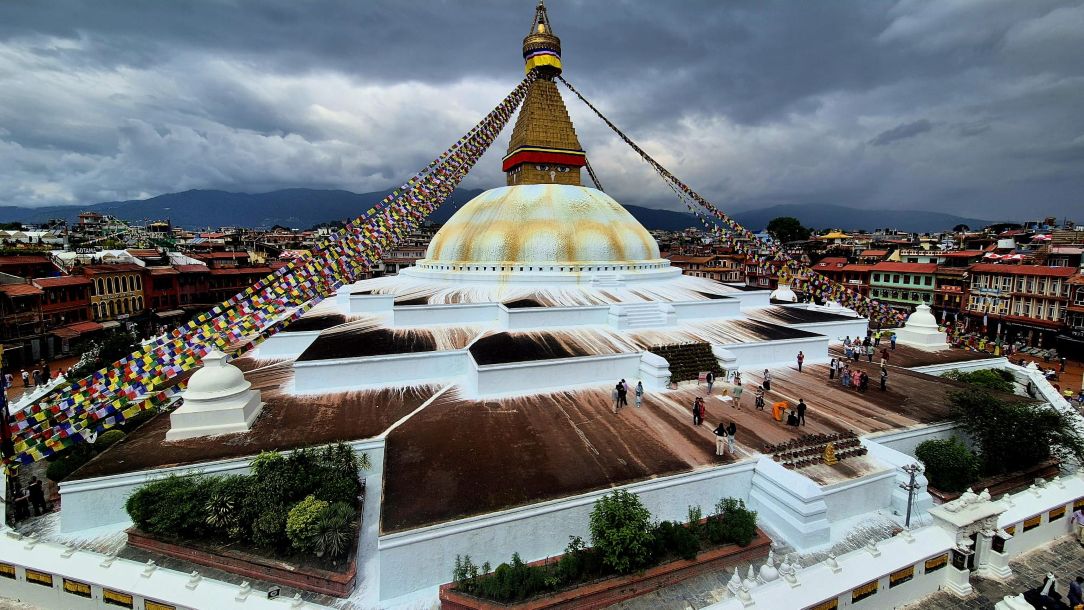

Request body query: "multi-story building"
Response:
[0, 255, 57, 279]
[81, 263, 146, 322]
[965, 264, 1074, 346]
[1059, 275, 1084, 358]
[32, 276, 92, 329]
[868, 262, 938, 311]
[0, 281, 45, 366]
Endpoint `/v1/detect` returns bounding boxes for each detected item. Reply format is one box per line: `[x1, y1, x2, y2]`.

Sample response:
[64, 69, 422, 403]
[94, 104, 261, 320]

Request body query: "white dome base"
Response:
[167, 350, 264, 441]
[894, 304, 949, 350]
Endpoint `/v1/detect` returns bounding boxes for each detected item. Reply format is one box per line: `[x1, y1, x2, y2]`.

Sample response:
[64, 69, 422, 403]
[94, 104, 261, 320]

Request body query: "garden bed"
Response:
[928, 459, 1061, 503]
[126, 527, 357, 597]
[439, 528, 770, 610]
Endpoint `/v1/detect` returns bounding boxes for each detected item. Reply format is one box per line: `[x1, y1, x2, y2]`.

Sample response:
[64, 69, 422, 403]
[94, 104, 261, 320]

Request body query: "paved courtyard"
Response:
[907, 536, 1084, 609]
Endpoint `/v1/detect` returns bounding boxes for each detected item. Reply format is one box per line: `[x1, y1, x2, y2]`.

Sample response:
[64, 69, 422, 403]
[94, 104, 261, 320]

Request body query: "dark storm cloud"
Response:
[869, 119, 934, 146]
[0, 0, 1082, 220]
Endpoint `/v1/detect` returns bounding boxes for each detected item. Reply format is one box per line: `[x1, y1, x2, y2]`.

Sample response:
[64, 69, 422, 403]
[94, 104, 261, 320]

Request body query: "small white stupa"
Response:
[770, 284, 798, 302]
[892, 303, 949, 350]
[166, 349, 263, 441]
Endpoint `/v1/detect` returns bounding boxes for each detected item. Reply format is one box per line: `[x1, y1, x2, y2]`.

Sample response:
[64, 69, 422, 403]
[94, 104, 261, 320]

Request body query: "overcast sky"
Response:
[1, 0, 1082, 220]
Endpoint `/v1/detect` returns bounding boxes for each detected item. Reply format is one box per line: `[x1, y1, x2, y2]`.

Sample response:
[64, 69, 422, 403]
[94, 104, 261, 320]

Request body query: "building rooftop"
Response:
[968, 263, 1077, 277]
[0, 283, 43, 297]
[32, 275, 91, 288]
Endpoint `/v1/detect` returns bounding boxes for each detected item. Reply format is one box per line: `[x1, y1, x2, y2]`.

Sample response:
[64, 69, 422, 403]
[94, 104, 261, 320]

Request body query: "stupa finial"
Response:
[523, 0, 562, 75]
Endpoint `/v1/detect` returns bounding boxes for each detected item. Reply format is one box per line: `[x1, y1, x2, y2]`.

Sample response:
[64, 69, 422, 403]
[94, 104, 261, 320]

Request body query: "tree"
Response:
[950, 390, 1084, 476]
[588, 490, 654, 574]
[766, 216, 811, 244]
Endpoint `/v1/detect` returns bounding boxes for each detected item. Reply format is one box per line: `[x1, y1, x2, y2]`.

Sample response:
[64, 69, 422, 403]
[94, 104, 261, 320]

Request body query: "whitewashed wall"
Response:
[292, 350, 469, 393]
[376, 461, 758, 600]
[466, 353, 642, 397]
[392, 303, 497, 326]
[253, 329, 321, 359]
[497, 304, 609, 329]
[999, 475, 1083, 559]
[59, 440, 384, 533]
[866, 422, 971, 457]
[345, 293, 395, 314]
[726, 336, 829, 371]
[705, 526, 956, 610]
[0, 530, 323, 610]
[671, 299, 742, 320]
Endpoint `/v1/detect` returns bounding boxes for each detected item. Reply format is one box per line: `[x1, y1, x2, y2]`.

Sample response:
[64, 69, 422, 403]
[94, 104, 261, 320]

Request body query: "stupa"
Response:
[892, 303, 949, 350]
[166, 349, 263, 440]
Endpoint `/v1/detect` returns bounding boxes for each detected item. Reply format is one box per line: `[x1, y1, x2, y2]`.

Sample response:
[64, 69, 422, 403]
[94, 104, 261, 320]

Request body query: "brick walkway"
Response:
[907, 537, 1084, 609]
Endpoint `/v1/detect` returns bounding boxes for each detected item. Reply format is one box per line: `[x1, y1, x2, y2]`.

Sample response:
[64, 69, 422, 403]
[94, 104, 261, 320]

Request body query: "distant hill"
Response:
[731, 203, 994, 233]
[0, 189, 994, 233]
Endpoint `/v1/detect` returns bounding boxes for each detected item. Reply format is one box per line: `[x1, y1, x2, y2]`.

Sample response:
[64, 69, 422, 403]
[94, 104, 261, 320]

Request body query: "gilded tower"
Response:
[503, 1, 586, 187]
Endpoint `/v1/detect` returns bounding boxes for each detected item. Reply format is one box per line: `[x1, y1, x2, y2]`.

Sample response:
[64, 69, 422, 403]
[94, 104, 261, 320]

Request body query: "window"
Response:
[873, 273, 880, 282]
[0, 563, 14, 579]
[25, 569, 53, 587]
[924, 554, 948, 573]
[924, 276, 932, 286]
[1050, 506, 1067, 520]
[890, 565, 915, 588]
[903, 275, 910, 285]
[145, 602, 177, 610]
[852, 580, 878, 603]
[806, 599, 839, 610]
[103, 589, 134, 608]
[121, 276, 128, 292]
[1023, 515, 1041, 532]
[63, 578, 92, 598]
[893, 275, 900, 284]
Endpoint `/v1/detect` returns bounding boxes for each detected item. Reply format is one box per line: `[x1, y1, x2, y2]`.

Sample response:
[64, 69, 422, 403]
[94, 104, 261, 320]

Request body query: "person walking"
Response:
[841, 364, 851, 387]
[618, 379, 628, 407]
[1073, 506, 1084, 545]
[762, 369, 772, 392]
[42, 362, 51, 382]
[851, 369, 861, 390]
[880, 366, 888, 391]
[796, 351, 805, 372]
[726, 421, 737, 455]
[796, 399, 807, 426]
[706, 370, 715, 394]
[881, 348, 890, 366]
[829, 357, 838, 380]
[754, 386, 765, 410]
[20, 369, 29, 388]
[1069, 576, 1083, 608]
[874, 330, 881, 347]
[844, 342, 853, 361]
[611, 384, 620, 414]
[692, 397, 704, 426]
[13, 487, 31, 521]
[866, 344, 874, 363]
[713, 421, 727, 456]
[890, 332, 897, 350]
[731, 382, 743, 410]
[27, 476, 46, 516]
[859, 371, 869, 393]
[635, 381, 643, 408]
[32, 369, 42, 387]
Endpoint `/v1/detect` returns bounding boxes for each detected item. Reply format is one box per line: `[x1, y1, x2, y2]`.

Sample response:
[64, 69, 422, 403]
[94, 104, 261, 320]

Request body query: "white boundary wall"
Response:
[252, 329, 321, 359]
[866, 422, 970, 457]
[705, 526, 957, 610]
[498, 304, 609, 329]
[392, 303, 497, 326]
[671, 299, 742, 320]
[466, 353, 642, 396]
[376, 461, 758, 600]
[0, 529, 329, 610]
[999, 474, 1083, 559]
[58, 440, 384, 533]
[292, 350, 469, 393]
[726, 336, 829, 371]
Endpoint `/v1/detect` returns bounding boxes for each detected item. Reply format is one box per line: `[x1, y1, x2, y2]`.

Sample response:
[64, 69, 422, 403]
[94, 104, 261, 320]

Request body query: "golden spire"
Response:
[522, 1, 562, 75]
[504, 1, 585, 187]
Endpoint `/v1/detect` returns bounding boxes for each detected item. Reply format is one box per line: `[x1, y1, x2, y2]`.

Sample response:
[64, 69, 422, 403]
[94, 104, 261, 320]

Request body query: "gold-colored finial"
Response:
[523, 0, 561, 75]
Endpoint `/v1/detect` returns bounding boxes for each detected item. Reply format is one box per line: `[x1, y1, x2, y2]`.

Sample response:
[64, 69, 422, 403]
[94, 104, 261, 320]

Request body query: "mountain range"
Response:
[0, 189, 994, 233]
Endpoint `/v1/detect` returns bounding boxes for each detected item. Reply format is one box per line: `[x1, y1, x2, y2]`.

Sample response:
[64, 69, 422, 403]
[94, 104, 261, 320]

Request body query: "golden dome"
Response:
[419, 185, 664, 269]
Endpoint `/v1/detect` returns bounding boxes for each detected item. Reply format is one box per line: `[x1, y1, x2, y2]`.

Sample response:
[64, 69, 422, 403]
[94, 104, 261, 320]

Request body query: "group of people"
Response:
[11, 361, 58, 390]
[1029, 572, 1082, 610]
[828, 358, 889, 392]
[611, 379, 643, 413]
[9, 475, 49, 522]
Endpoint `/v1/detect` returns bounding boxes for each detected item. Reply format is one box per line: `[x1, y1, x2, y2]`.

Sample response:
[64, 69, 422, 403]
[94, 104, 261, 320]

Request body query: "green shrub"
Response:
[203, 475, 249, 538]
[93, 429, 126, 451]
[125, 475, 209, 539]
[710, 498, 758, 547]
[951, 390, 1084, 475]
[252, 503, 290, 551]
[654, 521, 699, 561]
[588, 490, 654, 575]
[915, 437, 978, 492]
[45, 452, 91, 482]
[942, 369, 1014, 393]
[313, 501, 356, 559]
[286, 495, 329, 553]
